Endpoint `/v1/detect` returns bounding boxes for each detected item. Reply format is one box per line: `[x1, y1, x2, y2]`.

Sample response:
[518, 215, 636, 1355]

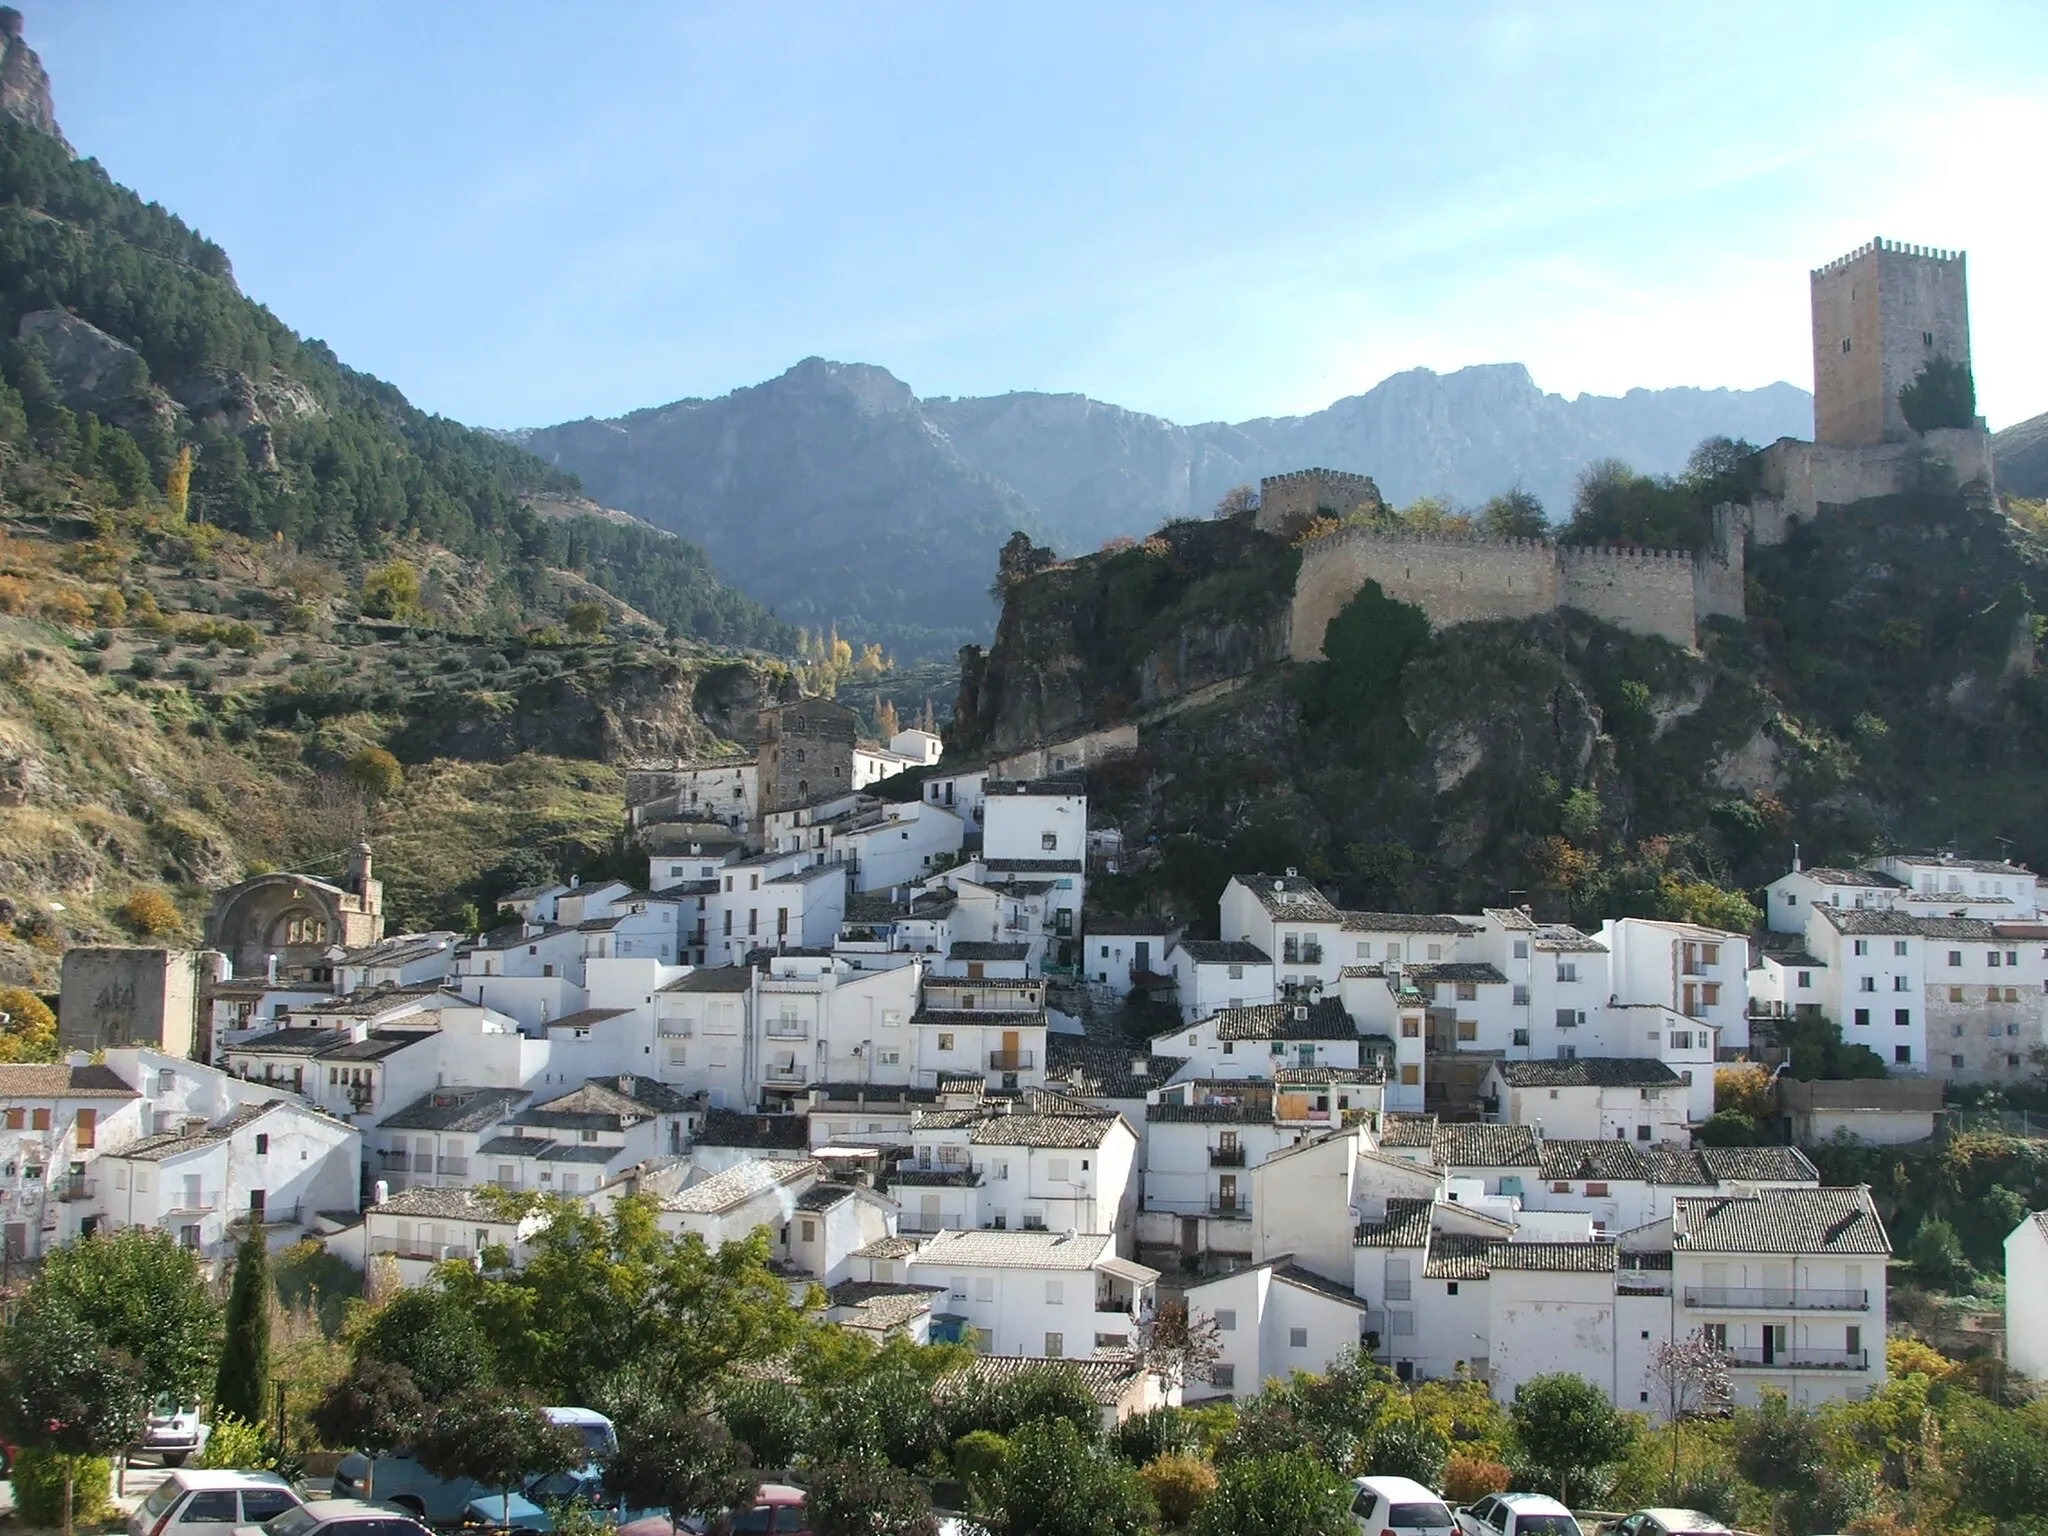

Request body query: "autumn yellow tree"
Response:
[875, 695, 900, 739]
[164, 444, 192, 525]
[0, 987, 57, 1064]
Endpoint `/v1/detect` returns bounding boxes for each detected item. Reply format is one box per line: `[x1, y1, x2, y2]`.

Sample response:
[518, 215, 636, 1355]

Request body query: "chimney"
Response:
[265, 952, 279, 985]
[373, 1179, 389, 1205]
[1791, 843, 1801, 874]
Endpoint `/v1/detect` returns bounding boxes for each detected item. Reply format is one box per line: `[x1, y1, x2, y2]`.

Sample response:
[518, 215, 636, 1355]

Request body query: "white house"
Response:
[1182, 1260, 1373, 1400]
[979, 780, 1088, 961]
[1166, 942, 1275, 1022]
[1479, 1058, 1692, 1144]
[1219, 874, 1345, 999]
[1804, 907, 1927, 1071]
[0, 1060, 144, 1258]
[1085, 919, 1177, 992]
[957, 1110, 1138, 1239]
[914, 975, 1048, 1093]
[890, 728, 944, 767]
[1600, 917, 1751, 1053]
[906, 1227, 1159, 1358]
[373, 1085, 530, 1193]
[351, 1185, 543, 1287]
[96, 1098, 360, 1261]
[1148, 999, 1370, 1081]
[2006, 1211, 2048, 1382]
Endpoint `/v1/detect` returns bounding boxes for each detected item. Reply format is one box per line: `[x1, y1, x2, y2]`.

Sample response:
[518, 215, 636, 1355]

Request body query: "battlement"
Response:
[1813, 236, 1964, 278]
[1256, 467, 1384, 537]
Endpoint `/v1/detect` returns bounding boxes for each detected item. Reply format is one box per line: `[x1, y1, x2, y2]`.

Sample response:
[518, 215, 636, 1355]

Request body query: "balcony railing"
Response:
[370, 1237, 475, 1263]
[1685, 1287, 1869, 1311]
[1096, 1296, 1139, 1319]
[437, 1156, 470, 1177]
[764, 1063, 809, 1084]
[1617, 1277, 1671, 1297]
[1206, 1196, 1251, 1220]
[164, 1194, 220, 1215]
[378, 1150, 411, 1171]
[229, 1201, 302, 1229]
[1208, 1146, 1247, 1167]
[1282, 943, 1324, 965]
[765, 1021, 810, 1038]
[1727, 1347, 1868, 1370]
[54, 1174, 95, 1201]
[988, 1050, 1035, 1071]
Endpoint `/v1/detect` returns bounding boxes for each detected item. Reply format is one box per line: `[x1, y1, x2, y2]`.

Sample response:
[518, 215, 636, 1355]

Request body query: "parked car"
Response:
[1456, 1493, 1583, 1536]
[141, 1399, 211, 1466]
[236, 1499, 437, 1536]
[617, 1483, 810, 1536]
[1350, 1475, 1458, 1536]
[334, 1408, 617, 1525]
[1608, 1513, 1734, 1536]
[130, 1470, 302, 1536]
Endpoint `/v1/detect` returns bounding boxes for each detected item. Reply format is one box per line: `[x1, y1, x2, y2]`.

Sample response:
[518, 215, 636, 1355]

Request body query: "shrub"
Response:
[11, 1447, 113, 1526]
[0, 574, 28, 612]
[88, 627, 113, 649]
[1113, 1406, 1197, 1466]
[1909, 1218, 1967, 1288]
[343, 746, 404, 801]
[119, 888, 183, 938]
[1140, 1454, 1216, 1527]
[951, 1429, 1009, 1505]
[40, 588, 92, 625]
[1441, 1452, 1511, 1503]
[95, 587, 127, 625]
[196, 1412, 274, 1470]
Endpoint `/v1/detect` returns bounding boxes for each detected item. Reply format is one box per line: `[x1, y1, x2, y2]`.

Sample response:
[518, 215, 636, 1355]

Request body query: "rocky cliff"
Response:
[0, 7, 64, 151]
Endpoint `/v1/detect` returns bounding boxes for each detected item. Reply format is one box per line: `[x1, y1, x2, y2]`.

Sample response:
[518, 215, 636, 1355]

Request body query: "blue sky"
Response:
[35, 1, 2048, 431]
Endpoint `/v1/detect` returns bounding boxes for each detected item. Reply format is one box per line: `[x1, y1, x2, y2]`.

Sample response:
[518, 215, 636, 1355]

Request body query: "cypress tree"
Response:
[212, 1224, 271, 1428]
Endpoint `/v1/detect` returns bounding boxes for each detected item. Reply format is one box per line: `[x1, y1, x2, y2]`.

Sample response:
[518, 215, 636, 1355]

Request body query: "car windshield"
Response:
[140, 1482, 183, 1519]
[263, 1506, 325, 1536]
[1391, 1502, 1456, 1528]
[1515, 1518, 1581, 1536]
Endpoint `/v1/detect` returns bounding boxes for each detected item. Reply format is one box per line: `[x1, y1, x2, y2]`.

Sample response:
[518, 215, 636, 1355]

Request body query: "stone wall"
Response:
[1748, 427, 1996, 540]
[1256, 468, 1382, 538]
[58, 946, 212, 1057]
[1290, 529, 1558, 661]
[1557, 545, 1698, 647]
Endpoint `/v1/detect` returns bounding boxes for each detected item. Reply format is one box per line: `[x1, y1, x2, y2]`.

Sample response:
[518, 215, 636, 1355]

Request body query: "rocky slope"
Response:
[957, 483, 2048, 930]
[525, 360, 1808, 659]
[0, 6, 63, 150]
[1994, 409, 2048, 498]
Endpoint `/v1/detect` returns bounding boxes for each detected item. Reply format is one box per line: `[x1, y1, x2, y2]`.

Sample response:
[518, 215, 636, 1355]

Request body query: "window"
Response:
[1797, 970, 1812, 988]
[1950, 986, 1966, 1003]
[2008, 950, 2019, 967]
[1895, 1008, 1911, 1027]
[1893, 976, 1910, 992]
[1557, 963, 1578, 982]
[1854, 1008, 1870, 1027]
[1842, 336, 1852, 353]
[1556, 1008, 1578, 1028]
[1859, 976, 1876, 993]
[1400, 1064, 1419, 1086]
[1512, 939, 1528, 959]
[1215, 1309, 1237, 1331]
[1949, 950, 1963, 967]
[1952, 1054, 1966, 1069]
[1044, 1332, 1063, 1358]
[1636, 1125, 1652, 1141]
[1989, 950, 2003, 968]
[936, 1033, 954, 1051]
[1895, 1045, 1912, 1064]
[799, 1218, 815, 1242]
[1041, 831, 1058, 851]
[1512, 985, 1529, 1006]
[1047, 1158, 1070, 1181]
[1401, 1018, 1420, 1038]
[1456, 981, 1477, 1001]
[1385, 1256, 1411, 1301]
[1446, 1281, 1460, 1295]
[2007, 987, 2022, 1003]
[1211, 1364, 1235, 1389]
[254, 1133, 268, 1156]
[1854, 939, 1869, 956]
[1512, 1027, 1530, 1046]
[1894, 940, 1909, 956]
[1289, 1327, 1309, 1348]
[182, 1492, 240, 1523]
[1670, 1030, 1692, 1050]
[975, 1276, 995, 1302]
[1427, 944, 1443, 962]
[1456, 1020, 1477, 1042]
[29, 1108, 48, 1131]
[1046, 1280, 1064, 1304]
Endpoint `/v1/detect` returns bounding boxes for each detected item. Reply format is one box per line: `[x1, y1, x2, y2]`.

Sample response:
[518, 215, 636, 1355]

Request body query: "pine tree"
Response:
[212, 1223, 270, 1427]
[164, 443, 192, 524]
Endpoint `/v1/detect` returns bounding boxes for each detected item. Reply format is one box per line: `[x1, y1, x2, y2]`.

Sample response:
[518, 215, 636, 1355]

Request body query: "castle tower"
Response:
[1810, 237, 1971, 447]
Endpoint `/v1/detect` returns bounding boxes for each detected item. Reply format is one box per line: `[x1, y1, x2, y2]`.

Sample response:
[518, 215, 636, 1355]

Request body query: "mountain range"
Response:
[518, 361, 1812, 659]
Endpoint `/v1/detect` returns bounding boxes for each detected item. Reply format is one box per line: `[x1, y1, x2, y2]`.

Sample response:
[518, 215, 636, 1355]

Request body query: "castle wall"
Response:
[1557, 546, 1698, 646]
[1696, 508, 1747, 621]
[1753, 427, 1995, 534]
[1289, 530, 1559, 661]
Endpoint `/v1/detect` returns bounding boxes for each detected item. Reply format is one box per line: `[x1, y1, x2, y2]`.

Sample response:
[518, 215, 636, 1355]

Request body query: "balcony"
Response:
[1685, 1287, 1869, 1311]
[765, 1020, 810, 1038]
[378, 1149, 411, 1171]
[229, 1201, 302, 1230]
[764, 1063, 809, 1084]
[1206, 1195, 1252, 1220]
[436, 1156, 470, 1177]
[988, 1050, 1036, 1071]
[164, 1193, 220, 1216]
[54, 1174, 95, 1201]
[1207, 1145, 1247, 1167]
[1617, 1276, 1671, 1297]
[1727, 1347, 1868, 1370]
[370, 1236, 475, 1263]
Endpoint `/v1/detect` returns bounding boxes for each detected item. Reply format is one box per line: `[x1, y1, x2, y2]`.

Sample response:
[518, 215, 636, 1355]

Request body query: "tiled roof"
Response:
[1484, 906, 1538, 930]
[851, 1236, 919, 1259]
[1813, 907, 1923, 936]
[1486, 1240, 1616, 1273]
[114, 1101, 282, 1160]
[1421, 1232, 1495, 1280]
[983, 858, 1084, 874]
[1672, 1186, 1890, 1255]
[547, 1008, 634, 1032]
[338, 934, 458, 967]
[1915, 917, 1999, 939]
[1378, 1113, 1439, 1148]
[1698, 1145, 1820, 1184]
[513, 1108, 632, 1133]
[228, 1027, 349, 1057]
[949, 942, 1031, 962]
[0, 1063, 138, 1099]
[1797, 866, 1901, 887]
[828, 1281, 943, 1334]
[694, 1108, 810, 1149]
[536, 1143, 624, 1164]
[315, 984, 459, 1017]
[1531, 925, 1607, 953]
[1211, 999, 1356, 1041]
[888, 1166, 982, 1187]
[912, 1228, 1117, 1270]
[1539, 1140, 1650, 1182]
[950, 1354, 1145, 1406]
[1271, 1263, 1368, 1306]
[1493, 1057, 1682, 1088]
[1044, 1035, 1187, 1100]
[794, 1182, 861, 1212]
[1405, 963, 1509, 984]
[912, 1008, 1049, 1031]
[968, 1113, 1117, 1149]
[380, 1086, 528, 1133]
[368, 1186, 510, 1222]
[658, 967, 754, 994]
[1892, 855, 2032, 875]
[662, 1158, 820, 1214]
[1148, 1101, 1273, 1125]
[1173, 940, 1272, 965]
[1355, 1197, 1435, 1248]
[913, 1109, 989, 1130]
[810, 1082, 939, 1106]
[1239, 873, 1341, 922]
[323, 1029, 430, 1062]
[1640, 1146, 1715, 1186]
[1275, 1065, 1385, 1086]
[1432, 1122, 1540, 1168]
[1340, 910, 1481, 934]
